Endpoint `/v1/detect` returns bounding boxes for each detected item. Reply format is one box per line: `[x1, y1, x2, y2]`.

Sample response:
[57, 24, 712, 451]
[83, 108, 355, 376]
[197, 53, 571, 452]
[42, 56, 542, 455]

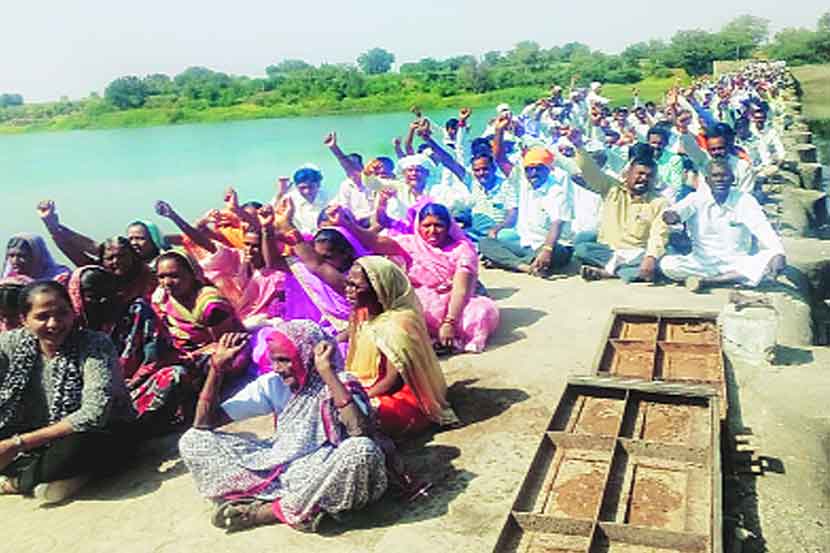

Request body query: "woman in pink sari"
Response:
[393, 203, 499, 353]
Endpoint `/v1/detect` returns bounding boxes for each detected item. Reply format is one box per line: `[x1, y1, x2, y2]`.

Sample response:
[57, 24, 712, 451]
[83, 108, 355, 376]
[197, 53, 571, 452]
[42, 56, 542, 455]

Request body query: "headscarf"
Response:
[346, 256, 459, 427]
[68, 265, 101, 327]
[398, 154, 433, 174]
[3, 233, 71, 282]
[283, 226, 369, 335]
[188, 320, 365, 512]
[128, 220, 171, 254]
[522, 147, 555, 168]
[393, 204, 478, 291]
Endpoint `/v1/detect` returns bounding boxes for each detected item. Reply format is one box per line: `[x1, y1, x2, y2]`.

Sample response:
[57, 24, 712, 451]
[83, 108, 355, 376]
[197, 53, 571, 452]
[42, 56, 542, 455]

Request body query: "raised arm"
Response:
[155, 201, 217, 254]
[392, 137, 405, 160]
[403, 120, 419, 156]
[192, 333, 247, 429]
[314, 342, 370, 437]
[327, 206, 410, 264]
[324, 132, 362, 186]
[36, 201, 98, 267]
[570, 130, 617, 197]
[256, 204, 288, 272]
[491, 114, 514, 177]
[275, 197, 348, 293]
[417, 122, 467, 182]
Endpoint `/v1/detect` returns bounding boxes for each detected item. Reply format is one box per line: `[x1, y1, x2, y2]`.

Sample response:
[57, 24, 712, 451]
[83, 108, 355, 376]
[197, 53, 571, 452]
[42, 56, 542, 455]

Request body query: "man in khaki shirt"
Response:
[572, 138, 669, 283]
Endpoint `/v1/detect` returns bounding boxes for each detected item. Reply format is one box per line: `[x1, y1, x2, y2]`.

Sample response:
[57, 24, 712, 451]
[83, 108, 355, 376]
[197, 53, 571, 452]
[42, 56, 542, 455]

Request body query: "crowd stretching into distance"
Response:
[0, 61, 791, 533]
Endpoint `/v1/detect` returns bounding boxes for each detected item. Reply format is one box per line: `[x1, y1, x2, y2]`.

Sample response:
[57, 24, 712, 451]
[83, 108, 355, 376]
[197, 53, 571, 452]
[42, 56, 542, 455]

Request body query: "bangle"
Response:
[11, 434, 24, 452]
[542, 245, 554, 252]
[335, 396, 353, 409]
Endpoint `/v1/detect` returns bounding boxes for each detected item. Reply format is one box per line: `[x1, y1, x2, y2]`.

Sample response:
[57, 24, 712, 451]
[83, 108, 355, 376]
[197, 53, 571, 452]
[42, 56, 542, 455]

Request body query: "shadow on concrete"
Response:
[447, 378, 530, 427]
[487, 286, 519, 301]
[72, 431, 188, 504]
[722, 355, 781, 553]
[773, 345, 815, 366]
[321, 443, 474, 536]
[489, 307, 547, 347]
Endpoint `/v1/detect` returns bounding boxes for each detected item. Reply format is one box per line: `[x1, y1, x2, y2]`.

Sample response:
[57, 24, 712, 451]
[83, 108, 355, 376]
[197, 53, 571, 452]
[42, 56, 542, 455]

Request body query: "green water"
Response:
[0, 108, 493, 251]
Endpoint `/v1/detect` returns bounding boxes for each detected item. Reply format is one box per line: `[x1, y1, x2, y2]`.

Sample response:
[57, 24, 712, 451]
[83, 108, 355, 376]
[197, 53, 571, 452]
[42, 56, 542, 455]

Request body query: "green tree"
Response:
[266, 59, 313, 77]
[104, 76, 148, 109]
[143, 73, 174, 95]
[665, 30, 717, 75]
[357, 48, 395, 75]
[508, 41, 540, 65]
[767, 28, 822, 64]
[482, 50, 502, 66]
[719, 15, 770, 59]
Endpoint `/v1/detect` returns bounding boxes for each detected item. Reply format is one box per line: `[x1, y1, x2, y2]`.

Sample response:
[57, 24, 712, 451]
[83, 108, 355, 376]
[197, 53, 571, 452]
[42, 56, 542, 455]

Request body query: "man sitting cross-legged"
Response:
[572, 136, 669, 284]
[659, 160, 786, 293]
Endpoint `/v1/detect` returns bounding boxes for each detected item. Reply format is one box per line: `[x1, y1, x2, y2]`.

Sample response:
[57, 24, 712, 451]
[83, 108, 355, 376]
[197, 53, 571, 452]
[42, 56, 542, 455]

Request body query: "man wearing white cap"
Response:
[587, 82, 610, 106]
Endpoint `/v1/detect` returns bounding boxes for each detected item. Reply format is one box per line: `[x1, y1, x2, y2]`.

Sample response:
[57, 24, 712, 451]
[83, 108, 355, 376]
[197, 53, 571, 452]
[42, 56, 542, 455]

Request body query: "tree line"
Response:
[1, 13, 828, 126]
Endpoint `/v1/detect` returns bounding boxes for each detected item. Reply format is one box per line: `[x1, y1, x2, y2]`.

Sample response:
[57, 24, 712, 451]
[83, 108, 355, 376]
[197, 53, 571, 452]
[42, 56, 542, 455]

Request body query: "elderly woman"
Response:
[68, 266, 188, 431]
[0, 281, 136, 503]
[345, 256, 459, 438]
[178, 320, 387, 533]
[99, 236, 158, 302]
[392, 203, 499, 353]
[3, 234, 70, 284]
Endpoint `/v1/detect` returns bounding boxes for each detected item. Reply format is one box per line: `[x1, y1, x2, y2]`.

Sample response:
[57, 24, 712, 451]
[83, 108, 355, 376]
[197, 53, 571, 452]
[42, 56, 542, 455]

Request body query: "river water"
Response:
[0, 108, 493, 247]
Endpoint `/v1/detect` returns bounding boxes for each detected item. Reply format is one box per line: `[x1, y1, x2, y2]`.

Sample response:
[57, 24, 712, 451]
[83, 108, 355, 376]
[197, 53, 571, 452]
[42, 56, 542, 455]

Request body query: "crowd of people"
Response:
[0, 61, 791, 533]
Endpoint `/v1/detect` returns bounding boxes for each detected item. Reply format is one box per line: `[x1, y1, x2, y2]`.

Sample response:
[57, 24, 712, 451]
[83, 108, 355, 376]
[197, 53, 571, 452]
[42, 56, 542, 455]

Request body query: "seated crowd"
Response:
[0, 61, 790, 531]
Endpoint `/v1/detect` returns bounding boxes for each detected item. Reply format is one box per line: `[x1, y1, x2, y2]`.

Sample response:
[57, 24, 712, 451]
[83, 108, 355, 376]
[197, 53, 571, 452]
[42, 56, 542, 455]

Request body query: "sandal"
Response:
[0, 475, 19, 495]
[294, 511, 326, 534]
[580, 266, 604, 282]
[212, 498, 269, 533]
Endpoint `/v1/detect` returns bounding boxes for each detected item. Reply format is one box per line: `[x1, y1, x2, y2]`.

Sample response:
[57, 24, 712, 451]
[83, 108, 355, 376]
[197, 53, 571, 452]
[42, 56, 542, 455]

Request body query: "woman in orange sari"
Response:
[345, 256, 459, 438]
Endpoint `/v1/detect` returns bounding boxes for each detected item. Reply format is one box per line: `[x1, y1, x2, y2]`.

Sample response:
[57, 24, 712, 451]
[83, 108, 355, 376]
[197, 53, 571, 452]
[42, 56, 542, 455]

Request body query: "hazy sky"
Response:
[1, 0, 827, 102]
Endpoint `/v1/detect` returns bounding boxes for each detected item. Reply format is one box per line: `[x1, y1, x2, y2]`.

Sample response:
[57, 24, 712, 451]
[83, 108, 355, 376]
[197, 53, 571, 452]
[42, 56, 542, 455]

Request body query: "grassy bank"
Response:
[0, 75, 686, 135]
[792, 64, 830, 122]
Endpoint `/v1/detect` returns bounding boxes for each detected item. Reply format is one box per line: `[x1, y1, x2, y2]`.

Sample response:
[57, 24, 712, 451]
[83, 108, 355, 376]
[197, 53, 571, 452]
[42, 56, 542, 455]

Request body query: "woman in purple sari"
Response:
[270, 201, 408, 343]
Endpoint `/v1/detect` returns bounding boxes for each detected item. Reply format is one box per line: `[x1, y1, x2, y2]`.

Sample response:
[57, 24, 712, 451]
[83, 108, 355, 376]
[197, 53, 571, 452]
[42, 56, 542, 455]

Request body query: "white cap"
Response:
[496, 103, 511, 114]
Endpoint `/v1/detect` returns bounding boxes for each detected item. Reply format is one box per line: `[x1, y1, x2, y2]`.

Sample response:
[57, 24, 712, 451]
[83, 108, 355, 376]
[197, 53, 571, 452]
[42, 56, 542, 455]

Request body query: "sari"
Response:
[283, 226, 369, 338]
[393, 211, 500, 353]
[3, 233, 70, 284]
[199, 243, 286, 327]
[346, 256, 459, 437]
[152, 284, 237, 354]
[68, 266, 188, 427]
[179, 320, 387, 529]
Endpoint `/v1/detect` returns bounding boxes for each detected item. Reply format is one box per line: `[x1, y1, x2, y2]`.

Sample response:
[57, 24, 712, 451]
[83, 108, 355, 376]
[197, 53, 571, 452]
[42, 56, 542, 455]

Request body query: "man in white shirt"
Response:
[744, 104, 785, 174]
[283, 165, 329, 235]
[680, 123, 756, 194]
[479, 148, 575, 277]
[660, 160, 786, 292]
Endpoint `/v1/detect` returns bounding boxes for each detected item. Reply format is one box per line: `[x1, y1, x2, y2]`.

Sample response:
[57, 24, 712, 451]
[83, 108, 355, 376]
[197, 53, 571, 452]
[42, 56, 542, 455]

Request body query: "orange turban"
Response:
[522, 147, 555, 168]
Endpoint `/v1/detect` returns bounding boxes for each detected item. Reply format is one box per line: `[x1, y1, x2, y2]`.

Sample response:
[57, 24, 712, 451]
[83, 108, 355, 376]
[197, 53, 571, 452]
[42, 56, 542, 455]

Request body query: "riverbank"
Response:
[791, 63, 830, 163]
[0, 75, 685, 135]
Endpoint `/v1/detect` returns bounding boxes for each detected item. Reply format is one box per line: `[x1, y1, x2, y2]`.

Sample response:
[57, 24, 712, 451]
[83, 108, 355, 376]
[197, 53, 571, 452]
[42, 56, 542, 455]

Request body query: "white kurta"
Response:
[516, 167, 573, 250]
[660, 188, 784, 286]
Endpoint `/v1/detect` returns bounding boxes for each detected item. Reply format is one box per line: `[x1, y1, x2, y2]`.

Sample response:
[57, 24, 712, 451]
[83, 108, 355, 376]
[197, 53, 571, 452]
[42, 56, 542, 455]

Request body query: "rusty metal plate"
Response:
[493, 378, 722, 553]
[593, 309, 727, 419]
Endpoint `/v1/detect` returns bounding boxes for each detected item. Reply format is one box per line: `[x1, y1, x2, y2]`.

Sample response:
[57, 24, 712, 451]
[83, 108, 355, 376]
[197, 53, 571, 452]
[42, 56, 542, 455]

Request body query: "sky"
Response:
[1, 0, 827, 102]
